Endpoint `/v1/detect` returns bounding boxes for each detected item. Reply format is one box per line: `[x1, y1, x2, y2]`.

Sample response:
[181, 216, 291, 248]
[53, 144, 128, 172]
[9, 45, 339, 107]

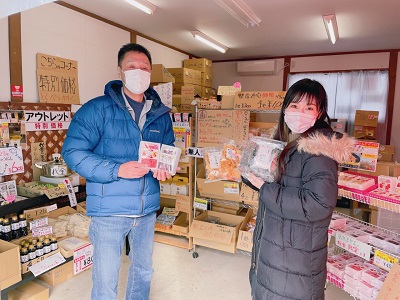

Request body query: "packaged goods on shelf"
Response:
[170, 176, 189, 196]
[338, 171, 377, 191]
[157, 145, 181, 176]
[155, 214, 176, 230]
[160, 178, 172, 195]
[377, 175, 397, 192]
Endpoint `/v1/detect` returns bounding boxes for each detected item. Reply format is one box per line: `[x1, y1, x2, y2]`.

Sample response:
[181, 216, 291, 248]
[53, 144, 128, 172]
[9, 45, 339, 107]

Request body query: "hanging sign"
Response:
[23, 110, 71, 132]
[335, 232, 372, 260]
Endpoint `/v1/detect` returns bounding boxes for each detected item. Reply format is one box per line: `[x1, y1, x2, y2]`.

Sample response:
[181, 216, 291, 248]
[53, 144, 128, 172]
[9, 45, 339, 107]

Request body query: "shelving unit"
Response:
[155, 118, 194, 251]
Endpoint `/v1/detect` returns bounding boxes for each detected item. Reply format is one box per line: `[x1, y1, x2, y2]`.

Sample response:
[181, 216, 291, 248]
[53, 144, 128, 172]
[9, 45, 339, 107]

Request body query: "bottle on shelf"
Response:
[19, 214, 28, 236]
[43, 238, 51, 255]
[35, 242, 44, 258]
[50, 236, 58, 251]
[28, 244, 36, 260]
[20, 247, 29, 263]
[11, 215, 21, 240]
[2, 218, 12, 241]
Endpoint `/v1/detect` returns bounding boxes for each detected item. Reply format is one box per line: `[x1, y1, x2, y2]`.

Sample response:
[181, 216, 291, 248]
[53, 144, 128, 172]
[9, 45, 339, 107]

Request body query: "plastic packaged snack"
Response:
[239, 137, 286, 182]
[203, 140, 241, 182]
[157, 144, 182, 175]
[138, 141, 160, 169]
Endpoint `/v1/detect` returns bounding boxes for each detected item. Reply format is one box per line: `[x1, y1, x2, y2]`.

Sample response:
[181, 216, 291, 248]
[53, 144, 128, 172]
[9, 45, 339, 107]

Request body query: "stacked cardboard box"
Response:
[183, 58, 215, 98]
[352, 110, 379, 139]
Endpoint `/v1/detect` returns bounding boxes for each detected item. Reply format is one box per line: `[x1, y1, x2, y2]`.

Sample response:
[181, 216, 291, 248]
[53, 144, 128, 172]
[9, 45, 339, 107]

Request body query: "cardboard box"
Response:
[239, 183, 259, 206]
[76, 201, 86, 214]
[211, 205, 240, 215]
[38, 260, 74, 287]
[21, 249, 61, 274]
[0, 240, 21, 290]
[352, 125, 376, 139]
[190, 210, 244, 253]
[201, 87, 215, 98]
[201, 72, 212, 87]
[167, 68, 193, 84]
[236, 209, 255, 252]
[175, 194, 191, 214]
[172, 213, 189, 233]
[183, 58, 212, 73]
[220, 95, 235, 109]
[57, 237, 90, 258]
[48, 206, 77, 219]
[150, 64, 175, 84]
[7, 280, 49, 300]
[354, 110, 379, 127]
[378, 145, 395, 162]
[196, 167, 241, 201]
[191, 69, 202, 85]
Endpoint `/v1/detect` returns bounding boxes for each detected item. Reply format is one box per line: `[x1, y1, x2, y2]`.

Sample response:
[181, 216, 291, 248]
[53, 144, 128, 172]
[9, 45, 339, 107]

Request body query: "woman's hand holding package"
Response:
[247, 172, 266, 189]
[118, 161, 149, 178]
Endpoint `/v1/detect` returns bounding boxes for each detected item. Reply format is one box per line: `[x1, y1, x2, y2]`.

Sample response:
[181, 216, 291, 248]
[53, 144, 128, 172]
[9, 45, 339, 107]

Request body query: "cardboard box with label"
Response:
[167, 68, 193, 85]
[7, 280, 49, 300]
[378, 145, 395, 162]
[172, 212, 189, 234]
[150, 64, 175, 84]
[354, 110, 379, 127]
[236, 209, 255, 252]
[38, 260, 74, 287]
[239, 183, 259, 206]
[183, 58, 212, 73]
[196, 167, 241, 201]
[201, 72, 212, 87]
[190, 210, 245, 253]
[0, 240, 21, 290]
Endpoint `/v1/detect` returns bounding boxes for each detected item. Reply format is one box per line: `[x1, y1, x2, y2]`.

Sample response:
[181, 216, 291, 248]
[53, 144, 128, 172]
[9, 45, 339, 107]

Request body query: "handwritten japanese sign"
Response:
[234, 91, 285, 111]
[335, 232, 372, 260]
[196, 109, 250, 147]
[217, 86, 241, 96]
[37, 53, 80, 104]
[23, 110, 71, 132]
[74, 243, 93, 275]
[0, 146, 24, 176]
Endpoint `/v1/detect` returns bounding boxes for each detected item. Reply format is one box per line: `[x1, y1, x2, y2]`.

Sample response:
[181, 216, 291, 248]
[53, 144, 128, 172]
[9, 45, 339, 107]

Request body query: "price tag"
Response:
[30, 216, 48, 230]
[29, 252, 66, 276]
[73, 243, 93, 275]
[335, 232, 372, 260]
[31, 225, 53, 237]
[47, 204, 58, 212]
[224, 182, 240, 194]
[194, 197, 208, 210]
[64, 178, 77, 207]
[373, 250, 399, 271]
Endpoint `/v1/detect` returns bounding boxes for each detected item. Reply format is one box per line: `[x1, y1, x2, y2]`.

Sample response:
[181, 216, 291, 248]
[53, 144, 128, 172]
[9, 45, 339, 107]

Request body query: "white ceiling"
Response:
[61, 0, 400, 61]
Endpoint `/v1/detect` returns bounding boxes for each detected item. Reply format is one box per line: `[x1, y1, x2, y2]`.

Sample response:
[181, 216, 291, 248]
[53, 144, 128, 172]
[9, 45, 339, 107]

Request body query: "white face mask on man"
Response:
[284, 111, 317, 133]
[122, 69, 151, 94]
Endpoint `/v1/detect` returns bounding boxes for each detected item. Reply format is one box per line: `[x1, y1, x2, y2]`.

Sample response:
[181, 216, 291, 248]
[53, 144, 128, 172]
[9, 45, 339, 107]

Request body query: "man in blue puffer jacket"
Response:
[62, 43, 175, 300]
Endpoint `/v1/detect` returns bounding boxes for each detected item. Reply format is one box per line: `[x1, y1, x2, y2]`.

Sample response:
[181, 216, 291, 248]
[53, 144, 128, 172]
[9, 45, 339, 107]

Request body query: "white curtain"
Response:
[288, 71, 389, 143]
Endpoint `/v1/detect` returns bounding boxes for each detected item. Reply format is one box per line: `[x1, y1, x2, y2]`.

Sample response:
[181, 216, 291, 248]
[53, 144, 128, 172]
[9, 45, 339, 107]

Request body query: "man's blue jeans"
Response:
[89, 213, 156, 300]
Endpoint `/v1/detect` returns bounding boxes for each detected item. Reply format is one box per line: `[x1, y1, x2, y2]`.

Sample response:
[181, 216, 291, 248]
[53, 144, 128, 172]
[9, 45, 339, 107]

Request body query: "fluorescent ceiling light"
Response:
[191, 31, 228, 53]
[322, 14, 339, 44]
[124, 0, 157, 15]
[213, 0, 261, 28]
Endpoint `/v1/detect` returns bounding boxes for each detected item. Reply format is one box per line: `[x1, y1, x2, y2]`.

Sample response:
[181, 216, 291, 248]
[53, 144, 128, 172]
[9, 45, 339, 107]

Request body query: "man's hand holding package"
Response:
[118, 161, 149, 178]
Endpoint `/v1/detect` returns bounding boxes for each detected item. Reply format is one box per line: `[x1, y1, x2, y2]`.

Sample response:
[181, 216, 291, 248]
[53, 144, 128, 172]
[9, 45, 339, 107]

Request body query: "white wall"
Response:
[0, 18, 10, 101]
[137, 37, 189, 68]
[21, 3, 130, 104]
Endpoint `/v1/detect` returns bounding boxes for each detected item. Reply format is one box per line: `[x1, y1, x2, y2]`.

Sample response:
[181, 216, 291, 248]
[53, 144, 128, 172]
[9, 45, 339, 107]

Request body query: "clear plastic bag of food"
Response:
[239, 137, 286, 182]
[203, 147, 225, 181]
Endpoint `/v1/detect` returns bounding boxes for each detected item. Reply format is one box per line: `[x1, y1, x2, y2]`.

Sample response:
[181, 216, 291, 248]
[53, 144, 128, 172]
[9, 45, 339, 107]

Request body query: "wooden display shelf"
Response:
[154, 231, 192, 250]
[160, 194, 177, 200]
[154, 226, 189, 237]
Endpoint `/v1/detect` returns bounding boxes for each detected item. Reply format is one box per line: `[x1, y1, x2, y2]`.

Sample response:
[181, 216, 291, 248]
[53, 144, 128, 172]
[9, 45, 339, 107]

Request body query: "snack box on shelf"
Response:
[338, 171, 378, 192]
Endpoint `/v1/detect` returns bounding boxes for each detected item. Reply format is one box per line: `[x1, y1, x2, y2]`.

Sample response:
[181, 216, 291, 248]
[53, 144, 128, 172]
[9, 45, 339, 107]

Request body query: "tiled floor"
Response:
[31, 241, 352, 300]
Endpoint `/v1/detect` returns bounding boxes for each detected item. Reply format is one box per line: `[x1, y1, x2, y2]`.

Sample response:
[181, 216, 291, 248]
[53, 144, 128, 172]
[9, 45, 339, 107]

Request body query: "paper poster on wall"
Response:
[339, 140, 379, 172]
[153, 82, 172, 108]
[0, 146, 24, 176]
[234, 91, 285, 110]
[36, 53, 80, 104]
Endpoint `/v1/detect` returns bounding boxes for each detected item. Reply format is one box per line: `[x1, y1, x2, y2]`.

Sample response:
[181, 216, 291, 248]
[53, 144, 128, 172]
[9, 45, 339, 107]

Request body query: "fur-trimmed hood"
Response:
[297, 131, 356, 164]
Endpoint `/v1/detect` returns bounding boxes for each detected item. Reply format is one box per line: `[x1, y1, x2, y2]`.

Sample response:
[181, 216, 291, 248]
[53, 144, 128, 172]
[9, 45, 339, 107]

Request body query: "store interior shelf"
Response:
[194, 197, 258, 210]
[338, 188, 400, 213]
[154, 226, 189, 238]
[154, 231, 192, 250]
[331, 211, 400, 261]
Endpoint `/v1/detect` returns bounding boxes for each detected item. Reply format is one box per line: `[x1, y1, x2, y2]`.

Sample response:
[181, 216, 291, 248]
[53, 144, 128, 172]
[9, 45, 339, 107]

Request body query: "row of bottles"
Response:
[0, 214, 28, 241]
[19, 235, 58, 263]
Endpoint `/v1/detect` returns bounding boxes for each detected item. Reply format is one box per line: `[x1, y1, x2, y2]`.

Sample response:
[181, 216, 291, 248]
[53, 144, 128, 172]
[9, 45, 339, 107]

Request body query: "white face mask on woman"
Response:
[284, 111, 317, 133]
[122, 69, 150, 94]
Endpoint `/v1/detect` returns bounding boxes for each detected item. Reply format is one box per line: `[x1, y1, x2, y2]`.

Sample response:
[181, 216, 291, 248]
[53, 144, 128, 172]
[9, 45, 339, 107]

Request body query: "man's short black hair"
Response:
[118, 43, 152, 67]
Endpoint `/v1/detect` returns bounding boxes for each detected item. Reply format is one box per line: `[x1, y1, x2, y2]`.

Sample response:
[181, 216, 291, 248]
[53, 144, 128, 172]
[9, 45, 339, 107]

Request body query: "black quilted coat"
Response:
[250, 129, 355, 300]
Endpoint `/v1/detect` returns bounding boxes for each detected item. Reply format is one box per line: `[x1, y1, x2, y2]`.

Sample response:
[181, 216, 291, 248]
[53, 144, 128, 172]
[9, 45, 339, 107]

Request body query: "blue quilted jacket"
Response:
[62, 80, 174, 217]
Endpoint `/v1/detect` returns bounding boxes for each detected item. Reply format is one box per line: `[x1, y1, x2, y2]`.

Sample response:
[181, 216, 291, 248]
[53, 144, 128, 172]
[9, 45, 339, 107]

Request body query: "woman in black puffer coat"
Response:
[248, 79, 355, 300]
